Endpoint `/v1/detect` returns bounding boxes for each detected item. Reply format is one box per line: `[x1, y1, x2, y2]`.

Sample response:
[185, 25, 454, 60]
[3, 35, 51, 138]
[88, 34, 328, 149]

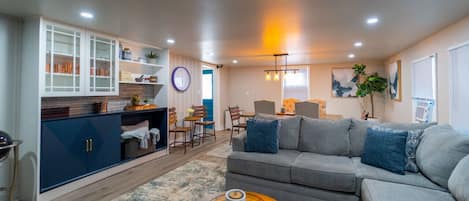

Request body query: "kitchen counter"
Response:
[41, 107, 168, 122]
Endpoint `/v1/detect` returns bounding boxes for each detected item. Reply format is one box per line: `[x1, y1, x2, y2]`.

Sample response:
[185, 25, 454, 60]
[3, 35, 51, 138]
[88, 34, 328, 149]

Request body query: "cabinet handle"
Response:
[85, 139, 90, 152]
[90, 139, 93, 152]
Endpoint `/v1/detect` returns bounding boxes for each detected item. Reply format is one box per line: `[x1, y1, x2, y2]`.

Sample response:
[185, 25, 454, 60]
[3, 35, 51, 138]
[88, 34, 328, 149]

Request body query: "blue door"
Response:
[202, 69, 214, 128]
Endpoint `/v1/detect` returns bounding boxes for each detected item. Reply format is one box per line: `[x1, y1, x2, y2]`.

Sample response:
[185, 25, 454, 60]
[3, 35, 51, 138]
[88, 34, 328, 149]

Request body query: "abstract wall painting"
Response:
[388, 60, 402, 101]
[331, 68, 358, 97]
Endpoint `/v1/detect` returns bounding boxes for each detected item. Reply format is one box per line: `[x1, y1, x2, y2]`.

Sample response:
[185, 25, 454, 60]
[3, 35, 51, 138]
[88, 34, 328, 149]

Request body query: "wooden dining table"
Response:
[240, 112, 255, 119]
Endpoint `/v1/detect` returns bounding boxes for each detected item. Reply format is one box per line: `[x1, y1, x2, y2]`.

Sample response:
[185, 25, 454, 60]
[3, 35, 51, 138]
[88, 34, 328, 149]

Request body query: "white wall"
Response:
[227, 60, 385, 119]
[0, 13, 21, 200]
[168, 53, 203, 121]
[384, 16, 469, 123]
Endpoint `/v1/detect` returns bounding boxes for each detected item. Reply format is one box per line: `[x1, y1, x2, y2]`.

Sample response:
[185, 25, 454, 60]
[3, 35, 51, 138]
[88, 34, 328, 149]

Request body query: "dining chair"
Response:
[295, 101, 320, 119]
[168, 107, 191, 154]
[228, 106, 247, 144]
[192, 105, 216, 143]
[254, 100, 275, 115]
[308, 99, 327, 117]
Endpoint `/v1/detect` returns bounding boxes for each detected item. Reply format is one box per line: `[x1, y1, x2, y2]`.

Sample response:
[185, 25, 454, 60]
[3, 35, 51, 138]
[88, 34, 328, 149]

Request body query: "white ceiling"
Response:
[1, 0, 468, 66]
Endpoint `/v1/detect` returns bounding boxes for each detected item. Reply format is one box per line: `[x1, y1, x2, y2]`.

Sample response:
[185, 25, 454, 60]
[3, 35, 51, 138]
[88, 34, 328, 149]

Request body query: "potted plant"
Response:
[145, 51, 158, 64]
[353, 64, 387, 120]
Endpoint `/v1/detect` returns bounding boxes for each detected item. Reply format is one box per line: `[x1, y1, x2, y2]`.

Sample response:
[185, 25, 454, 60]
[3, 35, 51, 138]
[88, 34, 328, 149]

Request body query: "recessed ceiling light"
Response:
[80, 11, 94, 19]
[167, 39, 175, 44]
[354, 42, 363, 47]
[348, 54, 355, 58]
[366, 17, 379, 25]
[232, 60, 238, 64]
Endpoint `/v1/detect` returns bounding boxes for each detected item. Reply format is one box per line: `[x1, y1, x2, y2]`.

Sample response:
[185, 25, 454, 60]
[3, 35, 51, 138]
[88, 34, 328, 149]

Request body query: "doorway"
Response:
[202, 69, 214, 128]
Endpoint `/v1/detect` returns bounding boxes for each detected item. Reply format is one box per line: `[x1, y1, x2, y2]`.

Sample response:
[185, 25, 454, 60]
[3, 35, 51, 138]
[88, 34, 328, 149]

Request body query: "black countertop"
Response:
[42, 107, 168, 122]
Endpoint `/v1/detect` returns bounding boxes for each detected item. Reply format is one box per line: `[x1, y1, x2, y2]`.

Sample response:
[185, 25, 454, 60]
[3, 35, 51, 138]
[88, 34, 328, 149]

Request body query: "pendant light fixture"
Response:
[264, 53, 298, 81]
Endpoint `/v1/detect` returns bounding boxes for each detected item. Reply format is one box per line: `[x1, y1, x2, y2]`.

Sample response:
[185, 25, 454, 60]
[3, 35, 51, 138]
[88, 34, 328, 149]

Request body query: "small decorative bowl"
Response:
[225, 189, 246, 201]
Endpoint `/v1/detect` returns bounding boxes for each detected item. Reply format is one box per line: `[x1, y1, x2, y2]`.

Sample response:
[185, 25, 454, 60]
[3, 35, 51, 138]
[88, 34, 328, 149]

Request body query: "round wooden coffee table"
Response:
[212, 191, 276, 201]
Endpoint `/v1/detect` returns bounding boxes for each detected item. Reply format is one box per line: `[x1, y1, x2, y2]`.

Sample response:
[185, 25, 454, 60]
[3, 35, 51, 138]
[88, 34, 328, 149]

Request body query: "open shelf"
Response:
[119, 81, 163, 85]
[119, 59, 165, 68]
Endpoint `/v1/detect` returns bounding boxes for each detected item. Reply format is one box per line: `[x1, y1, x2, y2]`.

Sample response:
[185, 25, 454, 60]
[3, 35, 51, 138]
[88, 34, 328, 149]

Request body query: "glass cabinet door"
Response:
[44, 24, 83, 95]
[89, 34, 117, 94]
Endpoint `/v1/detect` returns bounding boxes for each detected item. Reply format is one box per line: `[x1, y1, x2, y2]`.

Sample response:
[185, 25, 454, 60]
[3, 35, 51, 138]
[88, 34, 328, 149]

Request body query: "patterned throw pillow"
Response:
[371, 126, 424, 173]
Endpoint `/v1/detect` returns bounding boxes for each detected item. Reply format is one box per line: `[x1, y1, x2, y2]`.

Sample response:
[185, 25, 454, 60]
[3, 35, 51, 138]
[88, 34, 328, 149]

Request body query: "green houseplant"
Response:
[145, 51, 158, 64]
[353, 64, 387, 118]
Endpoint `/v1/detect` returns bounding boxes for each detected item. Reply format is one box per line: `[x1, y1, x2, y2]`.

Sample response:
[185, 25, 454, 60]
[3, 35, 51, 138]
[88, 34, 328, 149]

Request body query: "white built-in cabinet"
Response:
[41, 21, 119, 97]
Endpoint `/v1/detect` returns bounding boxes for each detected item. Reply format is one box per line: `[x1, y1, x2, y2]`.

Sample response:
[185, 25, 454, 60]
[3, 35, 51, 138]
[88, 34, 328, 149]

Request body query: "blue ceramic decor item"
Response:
[0, 131, 13, 160]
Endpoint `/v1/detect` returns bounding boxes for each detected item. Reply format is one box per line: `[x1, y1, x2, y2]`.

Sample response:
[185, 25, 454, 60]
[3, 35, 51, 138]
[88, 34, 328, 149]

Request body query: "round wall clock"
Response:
[171, 66, 191, 92]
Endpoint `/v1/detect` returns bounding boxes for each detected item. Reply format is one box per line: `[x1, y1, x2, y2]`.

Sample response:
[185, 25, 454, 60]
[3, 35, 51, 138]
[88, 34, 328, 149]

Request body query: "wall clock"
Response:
[171, 66, 191, 92]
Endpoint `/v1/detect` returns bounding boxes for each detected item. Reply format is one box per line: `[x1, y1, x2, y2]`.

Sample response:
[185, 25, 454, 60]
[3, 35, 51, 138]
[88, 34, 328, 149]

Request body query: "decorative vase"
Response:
[0, 131, 12, 161]
[148, 58, 157, 64]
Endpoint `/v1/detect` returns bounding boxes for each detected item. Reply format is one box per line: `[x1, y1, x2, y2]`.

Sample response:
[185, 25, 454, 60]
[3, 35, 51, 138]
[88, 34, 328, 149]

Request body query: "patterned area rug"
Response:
[112, 159, 226, 201]
[205, 143, 232, 159]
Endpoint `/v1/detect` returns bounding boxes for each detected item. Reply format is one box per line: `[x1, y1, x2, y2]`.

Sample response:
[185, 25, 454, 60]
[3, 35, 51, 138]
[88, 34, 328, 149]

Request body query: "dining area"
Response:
[225, 98, 343, 143]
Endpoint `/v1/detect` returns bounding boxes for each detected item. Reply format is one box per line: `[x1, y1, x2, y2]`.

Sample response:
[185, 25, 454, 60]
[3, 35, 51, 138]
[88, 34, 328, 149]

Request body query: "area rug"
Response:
[112, 160, 226, 201]
[206, 143, 232, 159]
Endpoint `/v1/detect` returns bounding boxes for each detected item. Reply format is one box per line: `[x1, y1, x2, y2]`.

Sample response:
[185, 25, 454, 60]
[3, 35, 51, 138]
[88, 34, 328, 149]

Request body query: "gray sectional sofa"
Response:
[225, 116, 469, 201]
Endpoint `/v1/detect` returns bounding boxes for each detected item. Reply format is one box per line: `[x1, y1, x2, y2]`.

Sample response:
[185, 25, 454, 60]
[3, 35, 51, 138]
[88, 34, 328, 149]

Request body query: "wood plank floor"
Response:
[53, 130, 232, 201]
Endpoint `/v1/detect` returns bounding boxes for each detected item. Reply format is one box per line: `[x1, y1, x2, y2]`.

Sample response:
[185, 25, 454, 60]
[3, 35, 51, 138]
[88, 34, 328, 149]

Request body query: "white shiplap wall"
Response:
[169, 53, 203, 122]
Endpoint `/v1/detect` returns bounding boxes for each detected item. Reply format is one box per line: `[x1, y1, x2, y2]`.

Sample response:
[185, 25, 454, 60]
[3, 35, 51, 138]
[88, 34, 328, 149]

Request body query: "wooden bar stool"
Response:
[168, 107, 191, 154]
[228, 106, 247, 144]
[192, 105, 216, 144]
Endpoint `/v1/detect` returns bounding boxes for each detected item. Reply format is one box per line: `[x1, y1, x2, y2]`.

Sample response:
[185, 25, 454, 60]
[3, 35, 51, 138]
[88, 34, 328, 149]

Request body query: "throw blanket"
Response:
[121, 127, 150, 149]
[121, 127, 161, 149]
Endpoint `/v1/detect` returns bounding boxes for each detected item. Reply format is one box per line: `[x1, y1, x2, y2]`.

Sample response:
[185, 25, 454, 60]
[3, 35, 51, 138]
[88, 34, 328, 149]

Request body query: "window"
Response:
[202, 71, 213, 100]
[412, 55, 437, 123]
[282, 66, 310, 100]
[450, 42, 469, 133]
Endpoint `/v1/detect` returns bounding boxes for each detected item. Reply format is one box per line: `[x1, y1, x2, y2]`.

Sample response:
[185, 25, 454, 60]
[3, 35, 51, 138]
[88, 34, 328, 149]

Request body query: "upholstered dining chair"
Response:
[254, 100, 275, 115]
[168, 107, 191, 154]
[295, 101, 320, 119]
[282, 98, 300, 113]
[308, 99, 327, 117]
[192, 105, 216, 143]
[228, 106, 247, 144]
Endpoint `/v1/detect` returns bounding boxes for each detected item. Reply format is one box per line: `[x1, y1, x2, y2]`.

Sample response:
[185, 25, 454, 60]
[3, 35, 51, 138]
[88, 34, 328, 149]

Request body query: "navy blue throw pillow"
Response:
[245, 119, 280, 153]
[361, 128, 408, 175]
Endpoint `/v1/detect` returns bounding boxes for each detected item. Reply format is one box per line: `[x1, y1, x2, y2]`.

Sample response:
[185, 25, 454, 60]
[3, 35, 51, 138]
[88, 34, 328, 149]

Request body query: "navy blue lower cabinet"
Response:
[85, 115, 121, 172]
[40, 114, 121, 192]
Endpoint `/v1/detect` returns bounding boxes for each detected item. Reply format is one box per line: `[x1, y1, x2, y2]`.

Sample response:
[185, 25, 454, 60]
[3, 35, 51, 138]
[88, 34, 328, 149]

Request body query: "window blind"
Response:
[450, 42, 469, 133]
[282, 66, 310, 100]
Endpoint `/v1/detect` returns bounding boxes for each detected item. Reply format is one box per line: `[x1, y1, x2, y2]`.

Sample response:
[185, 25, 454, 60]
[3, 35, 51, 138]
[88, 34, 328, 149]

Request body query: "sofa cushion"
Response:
[349, 119, 435, 157]
[227, 149, 300, 183]
[255, 114, 302, 150]
[352, 157, 446, 195]
[417, 125, 469, 188]
[448, 155, 469, 201]
[291, 153, 356, 193]
[245, 119, 280, 153]
[349, 119, 379, 157]
[361, 179, 455, 201]
[361, 128, 408, 175]
[299, 118, 351, 156]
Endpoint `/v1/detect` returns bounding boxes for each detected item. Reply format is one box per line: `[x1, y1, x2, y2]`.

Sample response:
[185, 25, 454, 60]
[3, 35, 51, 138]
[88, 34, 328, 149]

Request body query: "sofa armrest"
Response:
[232, 131, 247, 152]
